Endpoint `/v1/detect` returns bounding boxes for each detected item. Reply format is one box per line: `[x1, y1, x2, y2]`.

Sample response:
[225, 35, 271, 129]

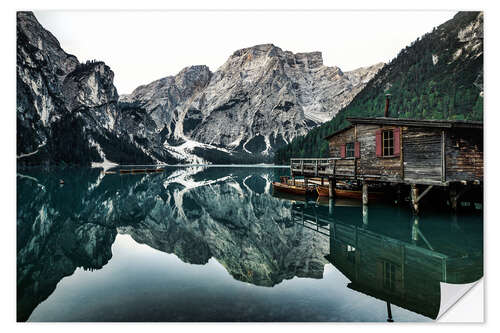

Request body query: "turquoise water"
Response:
[17, 166, 482, 322]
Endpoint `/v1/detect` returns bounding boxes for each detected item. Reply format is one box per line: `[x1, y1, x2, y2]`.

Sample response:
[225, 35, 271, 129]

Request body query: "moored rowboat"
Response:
[272, 181, 316, 196]
[316, 185, 383, 200]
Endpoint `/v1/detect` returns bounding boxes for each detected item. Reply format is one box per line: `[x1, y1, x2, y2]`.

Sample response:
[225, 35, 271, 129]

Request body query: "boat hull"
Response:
[316, 185, 383, 200]
[272, 182, 316, 196]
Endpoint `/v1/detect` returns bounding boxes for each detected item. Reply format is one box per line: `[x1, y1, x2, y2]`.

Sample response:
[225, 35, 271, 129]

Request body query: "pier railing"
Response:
[290, 157, 356, 178]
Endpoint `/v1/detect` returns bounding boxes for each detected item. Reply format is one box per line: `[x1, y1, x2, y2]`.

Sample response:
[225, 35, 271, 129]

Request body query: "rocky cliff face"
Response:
[17, 12, 153, 166]
[16, 11, 78, 157]
[121, 44, 382, 163]
[17, 11, 382, 166]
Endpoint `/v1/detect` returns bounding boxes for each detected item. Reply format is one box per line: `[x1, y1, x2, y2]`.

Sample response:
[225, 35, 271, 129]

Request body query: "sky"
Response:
[34, 10, 456, 95]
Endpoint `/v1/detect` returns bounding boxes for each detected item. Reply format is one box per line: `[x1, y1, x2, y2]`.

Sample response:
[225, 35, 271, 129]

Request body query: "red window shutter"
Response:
[375, 130, 382, 157]
[354, 142, 360, 158]
[340, 144, 346, 158]
[393, 128, 401, 156]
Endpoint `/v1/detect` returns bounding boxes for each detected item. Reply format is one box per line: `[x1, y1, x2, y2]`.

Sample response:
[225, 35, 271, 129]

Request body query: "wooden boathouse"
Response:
[289, 116, 483, 213]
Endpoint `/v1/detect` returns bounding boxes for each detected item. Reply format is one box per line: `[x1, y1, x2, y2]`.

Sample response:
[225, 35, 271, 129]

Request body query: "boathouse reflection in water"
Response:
[289, 199, 483, 320]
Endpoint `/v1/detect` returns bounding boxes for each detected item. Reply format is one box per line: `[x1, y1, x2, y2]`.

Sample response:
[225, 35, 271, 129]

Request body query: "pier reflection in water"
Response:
[17, 166, 482, 322]
[289, 197, 483, 320]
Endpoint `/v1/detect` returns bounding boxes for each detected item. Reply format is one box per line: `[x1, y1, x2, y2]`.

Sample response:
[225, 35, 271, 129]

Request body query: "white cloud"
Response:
[34, 10, 456, 95]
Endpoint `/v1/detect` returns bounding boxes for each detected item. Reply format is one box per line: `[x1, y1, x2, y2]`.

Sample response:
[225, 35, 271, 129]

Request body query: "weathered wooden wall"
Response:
[357, 124, 401, 181]
[403, 127, 443, 184]
[446, 128, 483, 182]
[328, 127, 355, 158]
[327, 124, 402, 181]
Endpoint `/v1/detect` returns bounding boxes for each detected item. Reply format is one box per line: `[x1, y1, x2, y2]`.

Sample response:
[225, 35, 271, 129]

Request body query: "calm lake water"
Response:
[16, 166, 483, 322]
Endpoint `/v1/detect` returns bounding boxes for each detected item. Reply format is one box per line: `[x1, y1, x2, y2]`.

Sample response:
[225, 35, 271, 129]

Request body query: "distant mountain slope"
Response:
[274, 11, 483, 164]
[120, 44, 383, 164]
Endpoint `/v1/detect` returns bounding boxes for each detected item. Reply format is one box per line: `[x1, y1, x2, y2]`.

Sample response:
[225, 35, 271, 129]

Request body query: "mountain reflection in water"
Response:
[17, 166, 482, 322]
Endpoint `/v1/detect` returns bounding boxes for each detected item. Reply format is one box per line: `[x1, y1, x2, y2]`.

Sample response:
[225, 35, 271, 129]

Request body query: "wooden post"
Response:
[292, 177, 296, 186]
[411, 184, 419, 215]
[362, 181, 368, 206]
[321, 177, 324, 186]
[411, 216, 419, 243]
[386, 302, 394, 323]
[362, 204, 368, 227]
[304, 177, 308, 188]
[449, 186, 458, 212]
[395, 184, 402, 205]
[329, 198, 334, 216]
[451, 212, 459, 231]
[315, 160, 318, 177]
[329, 177, 335, 198]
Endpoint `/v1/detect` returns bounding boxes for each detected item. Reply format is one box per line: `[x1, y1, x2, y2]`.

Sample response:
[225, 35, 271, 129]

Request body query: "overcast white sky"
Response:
[34, 10, 456, 95]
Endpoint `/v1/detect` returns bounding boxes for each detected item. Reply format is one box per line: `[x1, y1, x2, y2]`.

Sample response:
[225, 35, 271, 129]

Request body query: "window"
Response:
[382, 130, 394, 156]
[346, 142, 354, 158]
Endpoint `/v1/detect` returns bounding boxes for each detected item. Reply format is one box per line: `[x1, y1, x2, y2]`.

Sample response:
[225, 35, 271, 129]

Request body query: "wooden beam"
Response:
[416, 185, 434, 203]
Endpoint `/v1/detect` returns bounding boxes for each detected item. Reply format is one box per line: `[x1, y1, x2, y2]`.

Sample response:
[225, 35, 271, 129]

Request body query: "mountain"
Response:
[275, 11, 483, 164]
[16, 11, 382, 166]
[121, 45, 383, 163]
[17, 12, 155, 167]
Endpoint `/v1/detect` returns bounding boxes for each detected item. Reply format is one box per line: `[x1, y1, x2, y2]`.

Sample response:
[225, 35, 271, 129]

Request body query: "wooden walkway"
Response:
[290, 158, 357, 179]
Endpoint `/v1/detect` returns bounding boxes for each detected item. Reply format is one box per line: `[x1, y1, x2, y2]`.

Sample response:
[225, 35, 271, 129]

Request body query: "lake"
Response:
[16, 166, 483, 322]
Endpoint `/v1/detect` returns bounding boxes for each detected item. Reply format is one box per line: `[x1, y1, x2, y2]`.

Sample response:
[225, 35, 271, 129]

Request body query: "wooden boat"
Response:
[272, 181, 318, 196]
[272, 181, 307, 195]
[316, 185, 384, 200]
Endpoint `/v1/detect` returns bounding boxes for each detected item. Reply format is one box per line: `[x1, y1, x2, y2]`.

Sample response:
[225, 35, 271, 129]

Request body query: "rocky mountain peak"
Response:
[18, 12, 384, 166]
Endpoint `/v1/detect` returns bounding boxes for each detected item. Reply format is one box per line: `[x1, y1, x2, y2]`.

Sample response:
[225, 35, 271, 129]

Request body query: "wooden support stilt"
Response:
[304, 177, 308, 188]
[416, 185, 434, 203]
[328, 177, 335, 198]
[329, 198, 334, 216]
[449, 185, 458, 212]
[411, 216, 419, 243]
[386, 302, 394, 323]
[411, 184, 419, 215]
[362, 204, 368, 227]
[321, 177, 324, 186]
[395, 184, 402, 205]
[362, 182, 368, 206]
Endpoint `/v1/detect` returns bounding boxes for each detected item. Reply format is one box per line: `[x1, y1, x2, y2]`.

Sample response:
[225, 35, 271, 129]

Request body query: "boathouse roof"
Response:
[324, 117, 483, 140]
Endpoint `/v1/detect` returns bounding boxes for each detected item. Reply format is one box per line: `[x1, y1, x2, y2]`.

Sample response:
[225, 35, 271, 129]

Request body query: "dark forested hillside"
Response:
[275, 11, 483, 164]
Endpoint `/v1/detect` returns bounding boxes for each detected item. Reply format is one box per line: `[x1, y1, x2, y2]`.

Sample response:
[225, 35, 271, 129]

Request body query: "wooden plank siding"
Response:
[445, 128, 483, 183]
[403, 127, 443, 183]
[292, 118, 483, 186]
[357, 124, 401, 181]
